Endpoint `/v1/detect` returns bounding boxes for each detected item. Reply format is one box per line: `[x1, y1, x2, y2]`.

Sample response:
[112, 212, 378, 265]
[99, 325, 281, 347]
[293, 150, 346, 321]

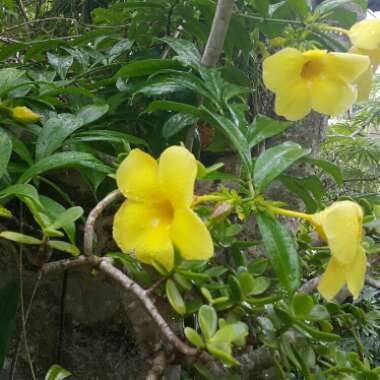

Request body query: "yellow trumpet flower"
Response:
[263, 48, 369, 121]
[11, 106, 41, 123]
[311, 201, 366, 301]
[270, 201, 367, 300]
[113, 146, 214, 271]
[348, 20, 380, 101]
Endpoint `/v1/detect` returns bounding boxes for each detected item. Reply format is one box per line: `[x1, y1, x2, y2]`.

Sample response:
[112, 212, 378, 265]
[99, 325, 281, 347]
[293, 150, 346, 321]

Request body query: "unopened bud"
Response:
[11, 106, 41, 123]
[211, 201, 233, 219]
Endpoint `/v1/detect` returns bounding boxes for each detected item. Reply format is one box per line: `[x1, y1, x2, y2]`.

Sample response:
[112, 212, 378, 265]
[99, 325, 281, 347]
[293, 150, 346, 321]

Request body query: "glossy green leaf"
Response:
[203, 108, 252, 173]
[206, 342, 239, 366]
[0, 280, 19, 368]
[162, 113, 198, 139]
[77, 104, 109, 125]
[256, 211, 300, 295]
[237, 272, 255, 297]
[0, 231, 42, 245]
[147, 100, 203, 117]
[199, 305, 217, 340]
[166, 279, 186, 315]
[305, 158, 343, 185]
[0, 68, 25, 97]
[250, 276, 271, 295]
[0, 129, 12, 179]
[184, 327, 205, 348]
[17, 152, 112, 183]
[47, 53, 73, 80]
[44, 364, 72, 380]
[160, 37, 201, 68]
[254, 142, 309, 192]
[248, 115, 291, 148]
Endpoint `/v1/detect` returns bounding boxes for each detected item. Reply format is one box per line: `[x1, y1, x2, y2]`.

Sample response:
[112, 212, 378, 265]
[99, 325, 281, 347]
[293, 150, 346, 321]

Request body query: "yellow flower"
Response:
[263, 48, 369, 121]
[348, 20, 380, 101]
[113, 146, 214, 271]
[310, 201, 366, 301]
[11, 106, 41, 123]
[349, 19, 380, 53]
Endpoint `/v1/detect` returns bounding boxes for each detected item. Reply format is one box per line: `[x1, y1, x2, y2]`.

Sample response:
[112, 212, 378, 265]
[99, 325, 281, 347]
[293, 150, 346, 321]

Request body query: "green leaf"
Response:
[47, 53, 73, 80]
[210, 322, 248, 345]
[250, 276, 271, 295]
[254, 142, 309, 192]
[305, 158, 343, 185]
[291, 293, 314, 317]
[248, 115, 291, 148]
[0, 184, 41, 207]
[237, 272, 256, 297]
[0, 231, 42, 245]
[147, 100, 203, 117]
[115, 59, 181, 78]
[36, 114, 82, 160]
[0, 128, 12, 179]
[17, 152, 112, 183]
[294, 320, 341, 341]
[206, 342, 239, 366]
[46, 206, 83, 231]
[47, 240, 80, 256]
[44, 364, 72, 380]
[160, 37, 201, 68]
[256, 211, 300, 296]
[0, 280, 19, 368]
[166, 279, 186, 315]
[199, 305, 217, 340]
[184, 327, 205, 348]
[77, 104, 109, 125]
[0, 68, 25, 97]
[203, 108, 252, 173]
[162, 113, 198, 139]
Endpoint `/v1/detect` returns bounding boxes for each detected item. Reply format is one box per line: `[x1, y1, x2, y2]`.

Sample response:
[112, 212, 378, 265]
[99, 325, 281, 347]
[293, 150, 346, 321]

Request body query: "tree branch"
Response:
[201, 0, 234, 68]
[83, 190, 122, 256]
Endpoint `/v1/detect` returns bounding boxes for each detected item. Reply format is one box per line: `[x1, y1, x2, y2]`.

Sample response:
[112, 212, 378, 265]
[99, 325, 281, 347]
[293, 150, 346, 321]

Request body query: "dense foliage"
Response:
[0, 0, 380, 379]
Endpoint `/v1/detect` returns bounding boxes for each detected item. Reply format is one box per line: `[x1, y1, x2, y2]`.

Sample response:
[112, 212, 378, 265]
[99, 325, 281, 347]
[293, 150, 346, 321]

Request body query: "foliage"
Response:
[0, 0, 380, 379]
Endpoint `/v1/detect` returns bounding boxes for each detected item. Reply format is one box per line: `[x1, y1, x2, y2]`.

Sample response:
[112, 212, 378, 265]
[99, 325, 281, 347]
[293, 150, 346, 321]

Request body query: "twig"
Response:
[365, 275, 380, 289]
[145, 278, 166, 296]
[185, 0, 234, 150]
[83, 190, 122, 256]
[97, 259, 198, 356]
[298, 276, 320, 294]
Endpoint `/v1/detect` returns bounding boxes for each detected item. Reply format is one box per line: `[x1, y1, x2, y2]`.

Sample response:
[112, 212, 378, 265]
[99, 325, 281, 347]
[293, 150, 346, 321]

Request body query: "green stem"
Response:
[268, 206, 313, 222]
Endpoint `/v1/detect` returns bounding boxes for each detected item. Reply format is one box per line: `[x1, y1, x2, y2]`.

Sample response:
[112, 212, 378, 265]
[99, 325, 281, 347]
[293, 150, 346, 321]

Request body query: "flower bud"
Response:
[11, 106, 40, 123]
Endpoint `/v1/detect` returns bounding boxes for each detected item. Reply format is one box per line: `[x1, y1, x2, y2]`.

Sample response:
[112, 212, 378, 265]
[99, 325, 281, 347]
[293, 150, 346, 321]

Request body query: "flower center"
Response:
[301, 59, 323, 79]
[151, 201, 174, 228]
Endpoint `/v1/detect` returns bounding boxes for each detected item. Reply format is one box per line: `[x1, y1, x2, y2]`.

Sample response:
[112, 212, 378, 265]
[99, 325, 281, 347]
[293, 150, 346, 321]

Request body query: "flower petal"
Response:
[311, 77, 356, 116]
[135, 225, 174, 271]
[355, 65, 373, 102]
[274, 81, 311, 121]
[346, 246, 367, 299]
[311, 201, 363, 264]
[113, 200, 174, 270]
[158, 146, 197, 208]
[263, 48, 306, 92]
[116, 149, 162, 201]
[349, 19, 380, 50]
[171, 208, 213, 261]
[318, 257, 346, 301]
[325, 52, 369, 82]
[113, 200, 160, 253]
[350, 46, 380, 72]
